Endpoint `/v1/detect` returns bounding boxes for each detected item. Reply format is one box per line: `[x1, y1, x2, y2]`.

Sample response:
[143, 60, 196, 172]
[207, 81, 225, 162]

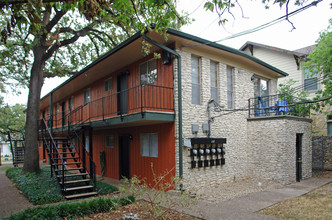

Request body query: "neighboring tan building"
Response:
[38, 29, 312, 199]
[240, 42, 331, 136]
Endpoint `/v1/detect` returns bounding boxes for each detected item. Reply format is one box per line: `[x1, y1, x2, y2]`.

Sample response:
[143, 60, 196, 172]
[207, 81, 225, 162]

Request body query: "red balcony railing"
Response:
[46, 84, 174, 129]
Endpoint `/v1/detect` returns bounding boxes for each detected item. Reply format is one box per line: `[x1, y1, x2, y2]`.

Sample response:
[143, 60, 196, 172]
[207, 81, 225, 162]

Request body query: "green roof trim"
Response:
[41, 28, 288, 101]
[166, 28, 288, 77]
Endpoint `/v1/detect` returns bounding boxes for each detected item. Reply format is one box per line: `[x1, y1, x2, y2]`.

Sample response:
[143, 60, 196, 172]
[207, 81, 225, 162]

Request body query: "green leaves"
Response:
[0, 103, 26, 140]
[303, 19, 332, 109]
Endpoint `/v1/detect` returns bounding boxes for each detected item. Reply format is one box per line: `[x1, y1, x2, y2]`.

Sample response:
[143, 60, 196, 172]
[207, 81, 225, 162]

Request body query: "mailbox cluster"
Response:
[189, 138, 226, 169]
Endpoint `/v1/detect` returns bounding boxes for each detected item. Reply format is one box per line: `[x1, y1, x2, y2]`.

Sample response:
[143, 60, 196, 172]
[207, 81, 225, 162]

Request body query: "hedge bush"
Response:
[9, 196, 135, 220]
[6, 167, 119, 205]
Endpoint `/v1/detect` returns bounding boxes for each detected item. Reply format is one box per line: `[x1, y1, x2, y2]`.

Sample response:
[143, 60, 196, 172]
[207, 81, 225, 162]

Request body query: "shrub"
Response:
[9, 196, 135, 220]
[6, 166, 119, 205]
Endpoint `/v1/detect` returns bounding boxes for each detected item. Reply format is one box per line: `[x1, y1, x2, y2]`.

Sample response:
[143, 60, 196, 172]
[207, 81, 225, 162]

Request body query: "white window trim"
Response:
[84, 88, 91, 105]
[140, 133, 158, 158]
[140, 59, 158, 85]
[210, 60, 219, 103]
[105, 77, 113, 92]
[191, 55, 201, 105]
[227, 66, 234, 109]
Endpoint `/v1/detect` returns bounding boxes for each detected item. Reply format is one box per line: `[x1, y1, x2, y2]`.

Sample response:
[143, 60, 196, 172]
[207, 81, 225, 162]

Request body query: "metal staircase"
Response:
[7, 131, 25, 167]
[39, 118, 97, 200]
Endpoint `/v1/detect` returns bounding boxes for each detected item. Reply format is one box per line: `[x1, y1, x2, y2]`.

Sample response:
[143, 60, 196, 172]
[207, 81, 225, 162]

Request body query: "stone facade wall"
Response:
[247, 117, 312, 184]
[174, 48, 281, 189]
[312, 136, 332, 170]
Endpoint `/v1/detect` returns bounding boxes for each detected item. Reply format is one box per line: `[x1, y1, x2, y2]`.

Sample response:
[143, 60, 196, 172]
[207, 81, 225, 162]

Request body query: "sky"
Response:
[4, 0, 331, 106]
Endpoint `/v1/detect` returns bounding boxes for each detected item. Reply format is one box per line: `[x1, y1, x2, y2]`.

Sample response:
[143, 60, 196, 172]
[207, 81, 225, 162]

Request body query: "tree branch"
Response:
[45, 6, 66, 32]
[43, 70, 77, 78]
[88, 34, 100, 57]
[285, 0, 296, 31]
[0, 0, 66, 8]
[43, 25, 93, 62]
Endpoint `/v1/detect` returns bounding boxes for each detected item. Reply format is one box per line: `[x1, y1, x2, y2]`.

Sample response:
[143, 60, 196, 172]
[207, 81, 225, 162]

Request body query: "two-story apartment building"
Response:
[39, 29, 312, 198]
[240, 42, 331, 136]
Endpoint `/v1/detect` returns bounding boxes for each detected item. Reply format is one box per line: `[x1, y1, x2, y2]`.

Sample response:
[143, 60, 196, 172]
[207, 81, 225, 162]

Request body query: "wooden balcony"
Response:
[47, 84, 174, 131]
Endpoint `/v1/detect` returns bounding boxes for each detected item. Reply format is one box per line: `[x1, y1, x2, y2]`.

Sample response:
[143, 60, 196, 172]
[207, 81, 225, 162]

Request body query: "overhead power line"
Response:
[183, 0, 323, 48]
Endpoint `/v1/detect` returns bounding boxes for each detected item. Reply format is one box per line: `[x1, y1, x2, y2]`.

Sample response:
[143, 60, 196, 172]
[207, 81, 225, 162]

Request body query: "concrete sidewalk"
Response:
[0, 165, 33, 218]
[176, 177, 332, 220]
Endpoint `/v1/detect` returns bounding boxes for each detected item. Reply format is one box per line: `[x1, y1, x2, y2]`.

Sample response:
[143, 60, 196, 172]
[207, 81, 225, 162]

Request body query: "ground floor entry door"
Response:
[119, 134, 130, 180]
[296, 133, 303, 182]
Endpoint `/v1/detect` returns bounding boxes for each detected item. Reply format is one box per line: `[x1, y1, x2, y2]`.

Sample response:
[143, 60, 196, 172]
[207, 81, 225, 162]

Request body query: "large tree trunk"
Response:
[22, 44, 45, 173]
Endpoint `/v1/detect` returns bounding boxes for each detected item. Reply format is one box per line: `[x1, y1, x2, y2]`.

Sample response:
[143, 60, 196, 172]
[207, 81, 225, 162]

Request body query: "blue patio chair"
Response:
[255, 96, 271, 117]
[275, 100, 292, 115]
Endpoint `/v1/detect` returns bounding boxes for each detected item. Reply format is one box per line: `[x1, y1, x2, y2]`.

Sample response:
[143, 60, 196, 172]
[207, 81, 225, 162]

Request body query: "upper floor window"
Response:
[55, 103, 59, 115]
[254, 77, 269, 98]
[191, 55, 201, 105]
[83, 88, 90, 105]
[141, 133, 158, 158]
[210, 61, 219, 102]
[140, 59, 157, 84]
[68, 96, 74, 110]
[227, 66, 234, 109]
[105, 77, 113, 92]
[303, 68, 318, 91]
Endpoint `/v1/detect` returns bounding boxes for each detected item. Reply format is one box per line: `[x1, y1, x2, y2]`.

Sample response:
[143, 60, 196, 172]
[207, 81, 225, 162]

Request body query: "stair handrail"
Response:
[71, 128, 97, 191]
[40, 118, 66, 189]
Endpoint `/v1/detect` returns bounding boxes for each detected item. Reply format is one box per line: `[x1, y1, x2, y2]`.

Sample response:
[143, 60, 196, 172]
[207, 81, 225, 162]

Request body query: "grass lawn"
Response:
[0, 166, 12, 171]
[258, 171, 332, 219]
[6, 166, 118, 205]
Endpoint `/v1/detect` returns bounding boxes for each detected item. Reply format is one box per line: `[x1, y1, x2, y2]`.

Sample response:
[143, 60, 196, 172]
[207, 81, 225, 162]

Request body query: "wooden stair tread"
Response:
[61, 179, 91, 184]
[64, 191, 97, 199]
[64, 185, 94, 191]
[57, 172, 88, 178]
[61, 157, 79, 159]
[53, 162, 81, 165]
[55, 167, 84, 172]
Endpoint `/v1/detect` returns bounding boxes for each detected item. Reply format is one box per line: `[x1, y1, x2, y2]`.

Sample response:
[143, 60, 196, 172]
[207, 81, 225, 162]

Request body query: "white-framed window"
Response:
[85, 135, 89, 152]
[210, 61, 219, 102]
[328, 115, 332, 135]
[254, 77, 269, 98]
[140, 59, 157, 84]
[55, 103, 59, 115]
[304, 68, 318, 91]
[105, 135, 115, 148]
[191, 55, 201, 105]
[226, 66, 234, 109]
[140, 133, 158, 158]
[84, 88, 91, 105]
[105, 77, 113, 92]
[68, 96, 74, 110]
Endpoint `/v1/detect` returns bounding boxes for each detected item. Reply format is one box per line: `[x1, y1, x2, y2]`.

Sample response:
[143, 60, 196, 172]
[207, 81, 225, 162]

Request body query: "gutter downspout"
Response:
[142, 34, 183, 189]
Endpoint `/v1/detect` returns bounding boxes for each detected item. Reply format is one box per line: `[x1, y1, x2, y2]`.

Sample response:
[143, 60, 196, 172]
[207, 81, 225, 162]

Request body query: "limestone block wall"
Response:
[173, 48, 280, 189]
[247, 116, 312, 184]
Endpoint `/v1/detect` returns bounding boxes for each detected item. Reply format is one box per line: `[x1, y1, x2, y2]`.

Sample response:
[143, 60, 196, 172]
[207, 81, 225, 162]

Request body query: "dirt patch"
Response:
[83, 200, 201, 220]
[313, 170, 332, 179]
